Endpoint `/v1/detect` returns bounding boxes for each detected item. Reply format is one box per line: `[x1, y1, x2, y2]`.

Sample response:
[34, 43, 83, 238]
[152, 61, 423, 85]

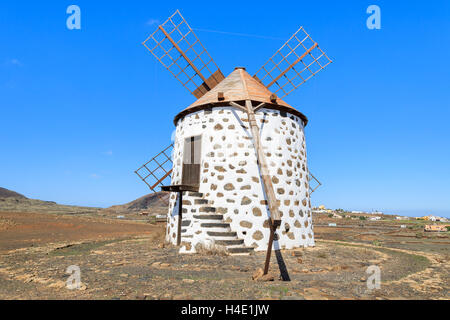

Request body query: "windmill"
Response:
[136, 10, 331, 275]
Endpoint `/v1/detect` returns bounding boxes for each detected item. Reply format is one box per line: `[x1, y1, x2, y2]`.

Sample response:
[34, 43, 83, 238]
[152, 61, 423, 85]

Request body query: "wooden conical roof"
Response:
[174, 67, 308, 125]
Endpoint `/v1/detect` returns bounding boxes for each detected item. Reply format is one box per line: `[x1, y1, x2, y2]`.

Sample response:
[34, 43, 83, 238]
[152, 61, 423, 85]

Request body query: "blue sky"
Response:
[1, 1, 449, 217]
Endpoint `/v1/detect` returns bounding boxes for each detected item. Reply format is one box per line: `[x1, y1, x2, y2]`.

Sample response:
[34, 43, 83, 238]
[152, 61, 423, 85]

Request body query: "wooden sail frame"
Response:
[308, 172, 322, 194]
[135, 144, 174, 204]
[142, 10, 224, 98]
[254, 27, 332, 98]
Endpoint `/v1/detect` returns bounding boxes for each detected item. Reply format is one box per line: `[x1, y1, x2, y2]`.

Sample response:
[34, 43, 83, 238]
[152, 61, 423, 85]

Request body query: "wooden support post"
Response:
[244, 99, 281, 222]
[161, 185, 200, 247]
[263, 220, 281, 275]
[264, 226, 275, 275]
[244, 99, 281, 275]
[237, 68, 282, 276]
[177, 191, 183, 246]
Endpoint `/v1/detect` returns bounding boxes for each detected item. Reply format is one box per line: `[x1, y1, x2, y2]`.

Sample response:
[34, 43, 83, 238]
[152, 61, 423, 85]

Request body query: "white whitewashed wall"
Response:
[166, 106, 314, 253]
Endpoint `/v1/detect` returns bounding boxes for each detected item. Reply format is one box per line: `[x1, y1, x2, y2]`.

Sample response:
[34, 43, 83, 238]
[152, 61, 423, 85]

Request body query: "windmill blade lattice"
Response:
[308, 172, 322, 194]
[143, 10, 225, 98]
[254, 27, 332, 99]
[135, 144, 174, 204]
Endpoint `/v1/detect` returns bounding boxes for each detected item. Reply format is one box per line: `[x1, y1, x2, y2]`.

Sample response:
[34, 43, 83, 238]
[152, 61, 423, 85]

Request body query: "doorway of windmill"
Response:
[182, 135, 201, 186]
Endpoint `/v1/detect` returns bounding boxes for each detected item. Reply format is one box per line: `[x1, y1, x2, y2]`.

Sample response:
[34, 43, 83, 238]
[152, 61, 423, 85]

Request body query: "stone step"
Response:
[215, 239, 244, 246]
[179, 193, 253, 256]
[193, 214, 223, 220]
[207, 231, 237, 237]
[200, 222, 230, 229]
[227, 246, 254, 255]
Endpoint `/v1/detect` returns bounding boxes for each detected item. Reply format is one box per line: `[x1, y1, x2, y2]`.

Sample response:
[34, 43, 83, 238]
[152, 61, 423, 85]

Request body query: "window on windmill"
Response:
[193, 136, 201, 164]
[183, 135, 202, 165]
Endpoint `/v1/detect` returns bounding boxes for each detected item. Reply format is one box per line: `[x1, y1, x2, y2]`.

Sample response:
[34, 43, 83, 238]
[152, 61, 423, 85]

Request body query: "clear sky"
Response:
[1, 1, 449, 217]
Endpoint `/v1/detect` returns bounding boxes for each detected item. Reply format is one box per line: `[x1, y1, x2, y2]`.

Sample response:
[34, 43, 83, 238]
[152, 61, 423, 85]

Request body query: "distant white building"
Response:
[312, 209, 329, 214]
[369, 216, 381, 221]
[418, 215, 448, 222]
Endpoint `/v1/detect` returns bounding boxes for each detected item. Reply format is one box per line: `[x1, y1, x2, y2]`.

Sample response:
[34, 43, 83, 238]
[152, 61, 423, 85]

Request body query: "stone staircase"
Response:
[182, 191, 254, 255]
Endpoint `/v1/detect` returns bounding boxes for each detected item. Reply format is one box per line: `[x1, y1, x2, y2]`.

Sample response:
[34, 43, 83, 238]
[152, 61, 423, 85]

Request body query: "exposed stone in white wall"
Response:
[166, 106, 314, 253]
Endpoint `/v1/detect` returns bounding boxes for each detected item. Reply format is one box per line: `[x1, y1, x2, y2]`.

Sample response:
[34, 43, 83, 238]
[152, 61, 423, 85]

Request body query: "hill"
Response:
[104, 192, 169, 215]
[0, 187, 27, 199]
[0, 187, 100, 215]
[0, 187, 169, 216]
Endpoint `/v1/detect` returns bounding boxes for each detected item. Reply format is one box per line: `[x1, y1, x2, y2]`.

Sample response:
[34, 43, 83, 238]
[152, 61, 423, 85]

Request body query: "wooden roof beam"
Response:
[229, 101, 247, 113]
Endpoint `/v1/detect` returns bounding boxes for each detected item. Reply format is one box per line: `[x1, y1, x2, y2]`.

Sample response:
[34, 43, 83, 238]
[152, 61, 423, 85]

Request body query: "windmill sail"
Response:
[135, 144, 174, 197]
[254, 27, 332, 99]
[308, 172, 322, 194]
[143, 10, 225, 98]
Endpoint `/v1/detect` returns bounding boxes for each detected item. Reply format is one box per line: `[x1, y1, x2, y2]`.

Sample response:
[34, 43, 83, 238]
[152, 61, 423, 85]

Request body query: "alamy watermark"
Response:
[367, 5, 381, 30]
[366, 265, 381, 290]
[66, 5, 81, 30]
[64, 6, 381, 32]
[66, 265, 81, 290]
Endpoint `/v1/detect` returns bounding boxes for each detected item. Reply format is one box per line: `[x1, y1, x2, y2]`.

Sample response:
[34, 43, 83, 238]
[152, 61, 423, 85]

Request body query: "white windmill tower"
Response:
[136, 10, 330, 273]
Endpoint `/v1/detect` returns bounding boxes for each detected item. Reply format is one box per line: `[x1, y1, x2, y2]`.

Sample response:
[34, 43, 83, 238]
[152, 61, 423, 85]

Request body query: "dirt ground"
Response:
[0, 211, 448, 300]
[0, 211, 154, 252]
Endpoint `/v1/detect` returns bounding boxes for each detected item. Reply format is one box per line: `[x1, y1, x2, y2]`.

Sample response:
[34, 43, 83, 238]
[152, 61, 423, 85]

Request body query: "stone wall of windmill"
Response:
[165, 106, 314, 253]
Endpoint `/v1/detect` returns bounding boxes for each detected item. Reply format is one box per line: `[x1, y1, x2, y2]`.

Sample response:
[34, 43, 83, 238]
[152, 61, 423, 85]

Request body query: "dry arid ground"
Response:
[0, 209, 448, 300]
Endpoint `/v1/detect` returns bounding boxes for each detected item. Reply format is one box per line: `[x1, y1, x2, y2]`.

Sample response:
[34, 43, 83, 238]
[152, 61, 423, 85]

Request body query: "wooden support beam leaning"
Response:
[244, 99, 281, 222]
[264, 219, 281, 275]
[236, 68, 282, 275]
[244, 99, 282, 275]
